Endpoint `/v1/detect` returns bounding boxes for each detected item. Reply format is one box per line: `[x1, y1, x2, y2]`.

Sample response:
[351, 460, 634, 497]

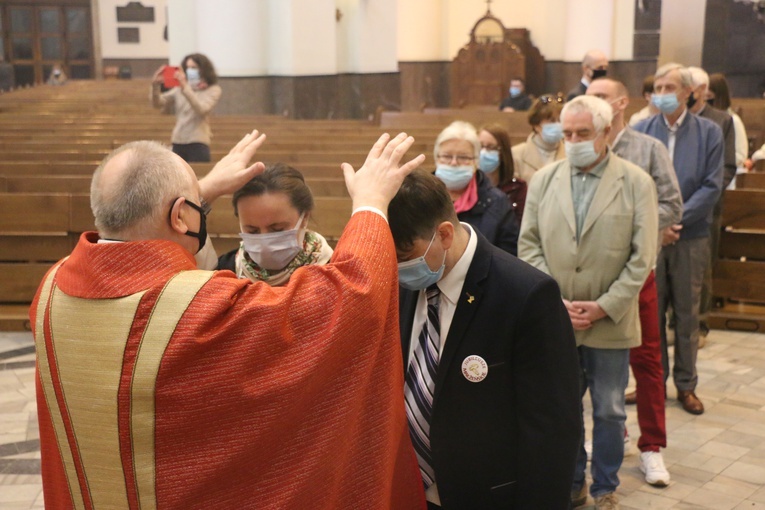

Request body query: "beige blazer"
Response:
[511, 133, 566, 184]
[518, 153, 658, 349]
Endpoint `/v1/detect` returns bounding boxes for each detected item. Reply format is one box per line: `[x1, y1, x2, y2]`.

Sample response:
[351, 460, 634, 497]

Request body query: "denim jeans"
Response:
[572, 346, 629, 498]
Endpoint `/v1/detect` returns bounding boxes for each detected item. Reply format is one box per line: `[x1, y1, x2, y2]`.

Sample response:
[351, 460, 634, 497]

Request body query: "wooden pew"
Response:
[710, 188, 765, 331]
[736, 172, 765, 190]
[0, 174, 350, 196]
[0, 192, 353, 304]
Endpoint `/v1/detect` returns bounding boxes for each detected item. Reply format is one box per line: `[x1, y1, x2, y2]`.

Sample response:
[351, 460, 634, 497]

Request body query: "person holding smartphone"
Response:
[151, 53, 222, 162]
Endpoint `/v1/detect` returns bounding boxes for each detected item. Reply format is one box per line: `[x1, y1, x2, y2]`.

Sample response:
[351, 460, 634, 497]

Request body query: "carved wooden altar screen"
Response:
[451, 11, 535, 108]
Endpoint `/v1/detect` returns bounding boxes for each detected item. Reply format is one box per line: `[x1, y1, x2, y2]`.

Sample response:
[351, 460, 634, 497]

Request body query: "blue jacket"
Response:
[634, 112, 723, 240]
[458, 170, 519, 255]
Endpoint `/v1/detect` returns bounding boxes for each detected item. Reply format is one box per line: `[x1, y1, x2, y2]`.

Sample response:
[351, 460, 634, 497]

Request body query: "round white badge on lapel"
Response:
[461, 355, 488, 383]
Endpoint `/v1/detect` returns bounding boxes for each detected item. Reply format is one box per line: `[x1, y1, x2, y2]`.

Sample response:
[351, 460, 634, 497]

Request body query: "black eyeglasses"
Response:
[539, 95, 564, 104]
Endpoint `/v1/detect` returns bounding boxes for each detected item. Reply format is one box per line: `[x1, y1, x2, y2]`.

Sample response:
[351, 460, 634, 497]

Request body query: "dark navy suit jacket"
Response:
[399, 230, 581, 509]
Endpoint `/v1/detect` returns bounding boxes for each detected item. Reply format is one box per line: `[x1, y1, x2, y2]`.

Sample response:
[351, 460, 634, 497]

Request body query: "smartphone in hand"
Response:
[163, 66, 180, 89]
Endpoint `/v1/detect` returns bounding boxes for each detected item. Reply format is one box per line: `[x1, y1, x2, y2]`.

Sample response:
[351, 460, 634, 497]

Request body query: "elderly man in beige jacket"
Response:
[519, 95, 658, 510]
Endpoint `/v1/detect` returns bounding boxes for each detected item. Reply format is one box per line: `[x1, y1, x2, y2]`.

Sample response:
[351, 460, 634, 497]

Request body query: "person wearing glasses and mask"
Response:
[217, 163, 333, 285]
[478, 123, 527, 221]
[433, 121, 519, 255]
[511, 95, 567, 184]
[152, 53, 222, 163]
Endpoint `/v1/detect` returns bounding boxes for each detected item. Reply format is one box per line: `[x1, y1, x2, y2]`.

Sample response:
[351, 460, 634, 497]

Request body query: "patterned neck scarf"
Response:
[235, 230, 333, 286]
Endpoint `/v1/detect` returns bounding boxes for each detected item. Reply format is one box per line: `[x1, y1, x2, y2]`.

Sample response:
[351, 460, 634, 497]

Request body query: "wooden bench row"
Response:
[0, 192, 354, 310]
[0, 174, 349, 196]
[2, 186, 762, 289]
[710, 182, 765, 331]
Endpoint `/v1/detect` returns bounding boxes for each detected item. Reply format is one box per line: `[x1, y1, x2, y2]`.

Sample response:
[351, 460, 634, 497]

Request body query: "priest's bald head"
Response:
[90, 141, 207, 255]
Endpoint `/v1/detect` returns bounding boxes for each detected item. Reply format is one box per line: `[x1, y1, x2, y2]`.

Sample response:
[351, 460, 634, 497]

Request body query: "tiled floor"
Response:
[0, 332, 43, 510]
[2, 329, 765, 509]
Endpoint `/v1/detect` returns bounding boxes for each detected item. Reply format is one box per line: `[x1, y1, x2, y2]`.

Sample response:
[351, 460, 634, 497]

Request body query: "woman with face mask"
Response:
[151, 53, 222, 163]
[478, 123, 527, 221]
[511, 95, 567, 184]
[217, 163, 333, 286]
[433, 121, 519, 255]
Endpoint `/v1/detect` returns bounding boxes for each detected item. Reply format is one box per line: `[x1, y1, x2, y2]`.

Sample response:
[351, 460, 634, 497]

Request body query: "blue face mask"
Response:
[540, 122, 564, 144]
[397, 231, 446, 291]
[435, 164, 474, 190]
[509, 86, 521, 97]
[186, 67, 201, 83]
[478, 149, 500, 173]
[565, 140, 601, 168]
[651, 93, 680, 114]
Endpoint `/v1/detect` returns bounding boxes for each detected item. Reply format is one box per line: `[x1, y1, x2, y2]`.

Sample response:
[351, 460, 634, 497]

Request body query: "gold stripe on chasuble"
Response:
[34, 263, 87, 510]
[48, 287, 146, 508]
[131, 270, 213, 510]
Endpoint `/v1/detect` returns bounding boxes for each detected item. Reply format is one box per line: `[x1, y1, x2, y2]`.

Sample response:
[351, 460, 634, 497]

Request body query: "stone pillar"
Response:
[167, 0, 268, 76]
[659, 0, 707, 66]
[267, 0, 336, 76]
[336, 0, 398, 73]
[562, 0, 615, 62]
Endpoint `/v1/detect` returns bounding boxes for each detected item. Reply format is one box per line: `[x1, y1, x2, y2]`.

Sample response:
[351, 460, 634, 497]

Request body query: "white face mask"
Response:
[565, 139, 601, 168]
[186, 67, 201, 85]
[240, 214, 305, 270]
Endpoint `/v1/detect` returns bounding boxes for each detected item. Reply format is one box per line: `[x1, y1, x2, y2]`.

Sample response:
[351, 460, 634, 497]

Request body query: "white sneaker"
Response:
[640, 451, 670, 487]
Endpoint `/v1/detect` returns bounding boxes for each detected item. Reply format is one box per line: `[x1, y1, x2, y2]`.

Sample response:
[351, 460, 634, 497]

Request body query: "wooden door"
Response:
[0, 2, 93, 86]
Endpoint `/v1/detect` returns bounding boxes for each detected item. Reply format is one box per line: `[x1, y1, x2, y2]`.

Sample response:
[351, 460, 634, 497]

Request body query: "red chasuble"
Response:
[31, 212, 425, 510]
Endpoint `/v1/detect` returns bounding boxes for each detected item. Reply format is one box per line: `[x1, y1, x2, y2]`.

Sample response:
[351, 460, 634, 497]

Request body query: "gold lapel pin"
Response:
[466, 293, 475, 304]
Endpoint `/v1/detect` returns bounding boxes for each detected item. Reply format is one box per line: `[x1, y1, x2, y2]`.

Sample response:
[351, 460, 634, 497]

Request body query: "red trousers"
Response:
[630, 271, 667, 452]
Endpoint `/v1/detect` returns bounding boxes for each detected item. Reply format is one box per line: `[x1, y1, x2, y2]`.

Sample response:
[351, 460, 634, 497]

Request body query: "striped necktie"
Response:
[404, 284, 441, 488]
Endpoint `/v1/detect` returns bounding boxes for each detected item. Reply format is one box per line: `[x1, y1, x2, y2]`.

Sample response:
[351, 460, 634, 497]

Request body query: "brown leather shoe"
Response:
[625, 390, 637, 405]
[677, 390, 704, 415]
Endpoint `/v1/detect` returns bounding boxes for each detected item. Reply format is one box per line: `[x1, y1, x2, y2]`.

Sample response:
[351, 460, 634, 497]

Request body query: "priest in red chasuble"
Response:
[31, 130, 427, 510]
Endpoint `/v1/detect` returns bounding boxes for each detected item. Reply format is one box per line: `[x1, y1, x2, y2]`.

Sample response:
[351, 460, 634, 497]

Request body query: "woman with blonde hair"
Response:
[433, 120, 519, 254]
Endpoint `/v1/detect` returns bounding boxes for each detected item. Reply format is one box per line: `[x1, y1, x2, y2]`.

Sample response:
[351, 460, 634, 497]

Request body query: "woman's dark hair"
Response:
[641, 74, 655, 96]
[389, 169, 459, 253]
[708, 73, 732, 111]
[232, 163, 314, 217]
[527, 95, 563, 127]
[182, 53, 218, 85]
[479, 123, 516, 185]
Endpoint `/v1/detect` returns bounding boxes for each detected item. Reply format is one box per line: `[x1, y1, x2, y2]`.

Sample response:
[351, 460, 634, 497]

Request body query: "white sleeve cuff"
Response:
[352, 206, 388, 223]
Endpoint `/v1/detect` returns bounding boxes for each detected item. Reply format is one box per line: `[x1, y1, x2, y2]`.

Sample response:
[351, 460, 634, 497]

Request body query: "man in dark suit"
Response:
[566, 49, 609, 102]
[388, 169, 581, 510]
